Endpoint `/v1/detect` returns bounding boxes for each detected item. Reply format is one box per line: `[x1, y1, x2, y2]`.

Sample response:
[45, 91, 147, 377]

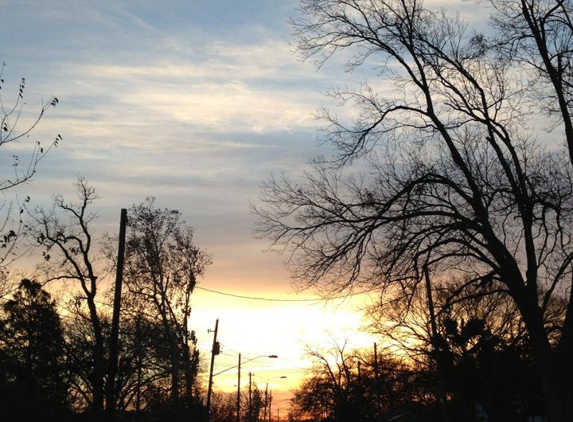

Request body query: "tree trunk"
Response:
[87, 295, 105, 418]
[170, 336, 180, 413]
[516, 290, 570, 422]
[183, 342, 193, 409]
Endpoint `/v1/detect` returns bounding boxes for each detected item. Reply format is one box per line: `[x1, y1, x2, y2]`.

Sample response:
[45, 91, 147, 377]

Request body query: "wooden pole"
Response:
[237, 353, 242, 422]
[106, 208, 128, 421]
[206, 318, 219, 420]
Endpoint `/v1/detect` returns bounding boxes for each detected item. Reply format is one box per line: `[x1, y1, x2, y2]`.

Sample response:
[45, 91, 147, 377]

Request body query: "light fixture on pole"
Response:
[263, 375, 286, 422]
[235, 354, 278, 422]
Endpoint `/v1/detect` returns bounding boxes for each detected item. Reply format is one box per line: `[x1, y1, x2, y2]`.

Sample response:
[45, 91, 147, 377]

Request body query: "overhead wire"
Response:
[195, 285, 320, 302]
[195, 285, 376, 303]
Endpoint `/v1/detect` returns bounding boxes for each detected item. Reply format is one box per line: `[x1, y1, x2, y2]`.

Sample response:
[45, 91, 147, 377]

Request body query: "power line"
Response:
[195, 285, 377, 303]
[195, 286, 321, 302]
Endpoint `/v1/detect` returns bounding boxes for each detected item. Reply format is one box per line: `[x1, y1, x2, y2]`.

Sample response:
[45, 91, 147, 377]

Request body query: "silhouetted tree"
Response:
[254, 1, 573, 420]
[28, 178, 107, 418]
[62, 302, 106, 413]
[0, 278, 67, 421]
[0, 64, 60, 283]
[364, 274, 550, 421]
[122, 198, 211, 418]
[63, 305, 184, 417]
[291, 340, 423, 422]
[209, 392, 238, 422]
[436, 287, 546, 421]
[112, 307, 176, 416]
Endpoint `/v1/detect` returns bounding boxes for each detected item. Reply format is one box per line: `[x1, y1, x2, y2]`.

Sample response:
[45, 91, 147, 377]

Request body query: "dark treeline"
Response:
[6, 0, 573, 421]
[0, 63, 271, 422]
[0, 62, 219, 422]
[0, 182, 211, 422]
[287, 282, 546, 422]
[0, 223, 548, 422]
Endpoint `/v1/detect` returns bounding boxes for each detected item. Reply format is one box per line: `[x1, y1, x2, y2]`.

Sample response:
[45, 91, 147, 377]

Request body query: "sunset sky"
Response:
[1, 0, 479, 412]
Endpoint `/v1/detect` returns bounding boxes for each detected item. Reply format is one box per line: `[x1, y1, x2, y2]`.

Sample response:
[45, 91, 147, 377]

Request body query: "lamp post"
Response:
[234, 354, 278, 422]
[262, 375, 286, 422]
[245, 373, 287, 422]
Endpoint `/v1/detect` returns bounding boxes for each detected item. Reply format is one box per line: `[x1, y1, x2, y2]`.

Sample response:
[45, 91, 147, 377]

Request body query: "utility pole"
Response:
[206, 318, 220, 421]
[106, 208, 127, 422]
[268, 389, 273, 422]
[237, 353, 241, 422]
[248, 372, 253, 422]
[263, 383, 268, 422]
[266, 387, 274, 422]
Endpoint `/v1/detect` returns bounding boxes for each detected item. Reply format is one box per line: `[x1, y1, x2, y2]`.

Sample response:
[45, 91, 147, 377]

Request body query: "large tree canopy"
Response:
[254, 1, 573, 421]
[122, 198, 211, 418]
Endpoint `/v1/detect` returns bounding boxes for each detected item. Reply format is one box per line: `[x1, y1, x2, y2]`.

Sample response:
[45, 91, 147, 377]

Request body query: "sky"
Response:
[0, 0, 483, 413]
[0, 0, 385, 411]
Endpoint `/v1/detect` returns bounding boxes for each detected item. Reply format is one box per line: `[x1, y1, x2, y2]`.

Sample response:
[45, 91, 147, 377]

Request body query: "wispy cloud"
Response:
[0, 2, 376, 382]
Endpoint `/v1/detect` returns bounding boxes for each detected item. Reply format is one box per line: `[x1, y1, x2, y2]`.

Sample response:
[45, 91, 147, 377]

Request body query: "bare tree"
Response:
[293, 340, 366, 422]
[291, 340, 422, 422]
[366, 276, 545, 419]
[491, 0, 573, 166]
[209, 392, 238, 422]
[0, 63, 60, 278]
[28, 178, 107, 418]
[62, 303, 110, 414]
[111, 308, 174, 415]
[254, 1, 573, 421]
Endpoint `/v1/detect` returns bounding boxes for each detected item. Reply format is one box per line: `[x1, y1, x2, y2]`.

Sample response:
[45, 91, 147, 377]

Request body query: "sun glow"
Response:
[190, 287, 380, 411]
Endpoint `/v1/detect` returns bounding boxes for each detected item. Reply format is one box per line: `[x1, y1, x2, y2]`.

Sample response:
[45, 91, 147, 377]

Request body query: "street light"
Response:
[213, 354, 277, 377]
[236, 354, 278, 422]
[246, 373, 287, 422]
[260, 375, 287, 422]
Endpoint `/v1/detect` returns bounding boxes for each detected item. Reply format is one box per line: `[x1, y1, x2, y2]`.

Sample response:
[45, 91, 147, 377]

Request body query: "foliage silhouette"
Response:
[120, 197, 211, 419]
[0, 279, 67, 421]
[254, 1, 573, 420]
